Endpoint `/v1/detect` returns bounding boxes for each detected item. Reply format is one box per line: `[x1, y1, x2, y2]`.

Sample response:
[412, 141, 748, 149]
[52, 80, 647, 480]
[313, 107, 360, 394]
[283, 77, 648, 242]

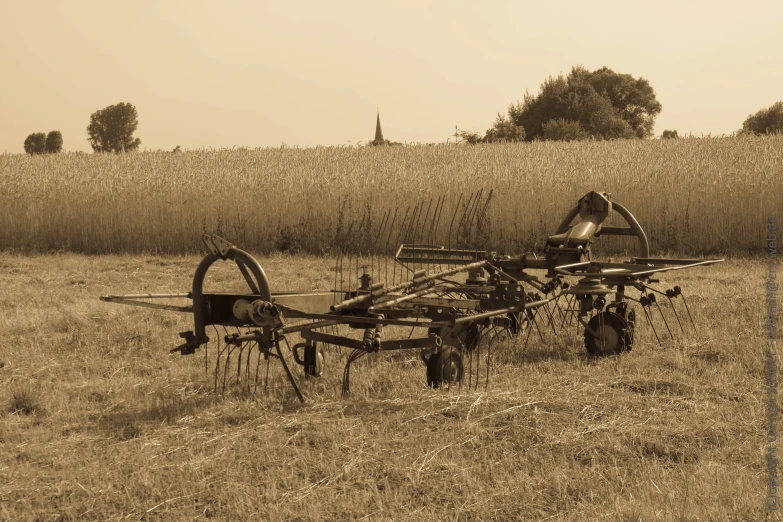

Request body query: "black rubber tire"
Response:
[426, 352, 441, 388]
[584, 311, 632, 356]
[432, 347, 464, 389]
[303, 342, 324, 377]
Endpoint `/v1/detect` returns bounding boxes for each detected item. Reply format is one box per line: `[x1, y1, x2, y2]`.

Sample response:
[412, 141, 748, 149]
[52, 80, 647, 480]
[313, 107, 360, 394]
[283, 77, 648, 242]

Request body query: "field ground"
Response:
[0, 252, 777, 521]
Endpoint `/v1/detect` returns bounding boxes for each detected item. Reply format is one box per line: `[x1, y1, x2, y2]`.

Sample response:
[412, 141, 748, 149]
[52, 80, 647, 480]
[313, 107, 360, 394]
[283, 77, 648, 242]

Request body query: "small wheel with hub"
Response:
[584, 311, 632, 356]
[293, 341, 325, 377]
[426, 347, 464, 388]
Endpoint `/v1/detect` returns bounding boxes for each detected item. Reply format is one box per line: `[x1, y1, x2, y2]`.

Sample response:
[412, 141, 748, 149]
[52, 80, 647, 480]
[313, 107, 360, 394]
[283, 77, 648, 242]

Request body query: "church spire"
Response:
[374, 109, 384, 143]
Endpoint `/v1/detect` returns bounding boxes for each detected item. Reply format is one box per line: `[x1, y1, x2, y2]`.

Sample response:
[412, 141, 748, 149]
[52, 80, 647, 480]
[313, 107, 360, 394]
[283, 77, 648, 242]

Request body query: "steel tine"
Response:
[417, 198, 433, 271]
[511, 318, 523, 354]
[640, 293, 662, 346]
[463, 189, 482, 247]
[540, 300, 559, 336]
[471, 188, 488, 246]
[457, 338, 465, 392]
[560, 294, 575, 329]
[432, 194, 446, 265]
[458, 191, 477, 247]
[428, 195, 442, 246]
[567, 295, 578, 328]
[476, 189, 494, 247]
[419, 198, 433, 244]
[432, 194, 446, 246]
[486, 328, 495, 391]
[392, 206, 411, 285]
[403, 204, 420, 277]
[666, 296, 685, 333]
[254, 344, 262, 394]
[531, 309, 545, 344]
[474, 330, 481, 391]
[551, 293, 568, 329]
[339, 250, 345, 300]
[386, 208, 398, 270]
[333, 253, 341, 305]
[402, 202, 418, 245]
[426, 196, 443, 272]
[598, 308, 605, 353]
[447, 193, 464, 268]
[468, 189, 484, 246]
[372, 209, 390, 283]
[468, 336, 473, 390]
[680, 290, 697, 331]
[223, 345, 232, 393]
[236, 342, 243, 384]
[409, 201, 423, 246]
[264, 355, 270, 392]
[522, 312, 535, 353]
[653, 298, 673, 339]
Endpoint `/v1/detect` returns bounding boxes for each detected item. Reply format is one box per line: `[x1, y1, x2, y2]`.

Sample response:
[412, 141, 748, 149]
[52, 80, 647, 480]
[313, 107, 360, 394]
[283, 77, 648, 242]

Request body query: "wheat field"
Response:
[1, 135, 781, 256]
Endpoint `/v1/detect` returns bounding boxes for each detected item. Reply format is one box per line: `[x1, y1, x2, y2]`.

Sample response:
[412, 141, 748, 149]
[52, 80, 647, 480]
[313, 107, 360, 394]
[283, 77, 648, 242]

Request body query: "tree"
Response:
[457, 112, 526, 145]
[483, 113, 526, 143]
[741, 101, 783, 135]
[541, 119, 590, 141]
[509, 66, 661, 141]
[87, 102, 141, 153]
[457, 129, 483, 144]
[23, 133, 46, 155]
[45, 131, 63, 153]
[662, 130, 679, 139]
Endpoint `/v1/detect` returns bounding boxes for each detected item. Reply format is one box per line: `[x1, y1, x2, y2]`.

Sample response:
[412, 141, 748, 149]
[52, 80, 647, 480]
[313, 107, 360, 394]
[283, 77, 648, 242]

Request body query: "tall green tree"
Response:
[45, 130, 63, 153]
[509, 66, 661, 141]
[87, 102, 142, 153]
[23, 132, 46, 155]
[741, 101, 783, 135]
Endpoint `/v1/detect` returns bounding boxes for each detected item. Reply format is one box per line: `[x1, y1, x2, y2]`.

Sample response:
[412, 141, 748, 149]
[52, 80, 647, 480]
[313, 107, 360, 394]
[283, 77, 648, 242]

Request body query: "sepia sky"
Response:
[1, 0, 781, 153]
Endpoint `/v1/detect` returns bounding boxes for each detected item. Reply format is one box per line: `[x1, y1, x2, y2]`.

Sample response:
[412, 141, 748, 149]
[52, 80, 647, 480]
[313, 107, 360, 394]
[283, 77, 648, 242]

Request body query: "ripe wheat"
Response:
[1, 135, 780, 255]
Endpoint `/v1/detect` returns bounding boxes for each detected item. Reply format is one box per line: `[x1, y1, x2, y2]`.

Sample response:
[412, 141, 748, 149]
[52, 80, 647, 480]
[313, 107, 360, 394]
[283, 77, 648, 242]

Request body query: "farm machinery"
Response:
[100, 191, 722, 402]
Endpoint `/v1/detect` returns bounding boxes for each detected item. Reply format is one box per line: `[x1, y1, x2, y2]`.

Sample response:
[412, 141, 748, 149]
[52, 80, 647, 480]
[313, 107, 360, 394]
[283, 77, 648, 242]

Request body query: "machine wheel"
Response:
[293, 341, 324, 377]
[584, 312, 632, 356]
[426, 347, 464, 388]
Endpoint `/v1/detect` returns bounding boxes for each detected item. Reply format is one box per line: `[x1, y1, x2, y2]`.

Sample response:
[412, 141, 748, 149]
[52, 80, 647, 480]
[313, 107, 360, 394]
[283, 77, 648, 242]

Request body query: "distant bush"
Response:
[24, 131, 64, 154]
[457, 114, 525, 145]
[45, 130, 63, 153]
[662, 130, 679, 139]
[23, 133, 46, 155]
[741, 101, 783, 135]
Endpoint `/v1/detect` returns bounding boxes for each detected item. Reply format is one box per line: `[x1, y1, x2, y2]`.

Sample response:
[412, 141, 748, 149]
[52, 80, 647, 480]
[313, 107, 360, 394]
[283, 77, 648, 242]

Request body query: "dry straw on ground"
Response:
[0, 253, 770, 520]
[2, 135, 781, 255]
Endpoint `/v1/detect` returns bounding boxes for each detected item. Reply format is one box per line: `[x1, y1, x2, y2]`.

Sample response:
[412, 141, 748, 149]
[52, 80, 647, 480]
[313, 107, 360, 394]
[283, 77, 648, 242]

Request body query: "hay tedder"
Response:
[100, 191, 722, 402]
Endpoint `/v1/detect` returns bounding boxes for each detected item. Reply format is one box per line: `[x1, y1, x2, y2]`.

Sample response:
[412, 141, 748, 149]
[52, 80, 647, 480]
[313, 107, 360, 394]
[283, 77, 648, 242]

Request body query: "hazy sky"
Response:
[2, 1, 781, 153]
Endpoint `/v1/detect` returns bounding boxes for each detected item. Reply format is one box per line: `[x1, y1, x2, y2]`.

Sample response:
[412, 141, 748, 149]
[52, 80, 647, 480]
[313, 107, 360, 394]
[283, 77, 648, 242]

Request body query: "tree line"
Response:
[458, 65, 783, 144]
[22, 66, 783, 154]
[23, 102, 141, 155]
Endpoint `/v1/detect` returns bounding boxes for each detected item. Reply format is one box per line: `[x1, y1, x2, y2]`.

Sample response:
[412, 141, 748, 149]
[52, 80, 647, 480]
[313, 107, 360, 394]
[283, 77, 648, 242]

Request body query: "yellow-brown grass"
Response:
[0, 252, 772, 520]
[1, 135, 781, 255]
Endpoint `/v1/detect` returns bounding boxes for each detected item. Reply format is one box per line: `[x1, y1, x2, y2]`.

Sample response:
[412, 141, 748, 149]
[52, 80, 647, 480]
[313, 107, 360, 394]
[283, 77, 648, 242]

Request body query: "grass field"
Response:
[0, 251, 775, 521]
[1, 135, 782, 256]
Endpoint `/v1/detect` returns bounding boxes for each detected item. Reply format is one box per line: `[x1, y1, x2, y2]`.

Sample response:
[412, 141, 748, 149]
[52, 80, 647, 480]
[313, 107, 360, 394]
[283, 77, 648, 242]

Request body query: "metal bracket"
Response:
[203, 234, 236, 260]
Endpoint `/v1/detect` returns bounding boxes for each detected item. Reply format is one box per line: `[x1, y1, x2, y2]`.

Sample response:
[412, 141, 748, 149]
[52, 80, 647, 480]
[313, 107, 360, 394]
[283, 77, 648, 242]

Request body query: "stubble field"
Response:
[0, 251, 773, 521]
